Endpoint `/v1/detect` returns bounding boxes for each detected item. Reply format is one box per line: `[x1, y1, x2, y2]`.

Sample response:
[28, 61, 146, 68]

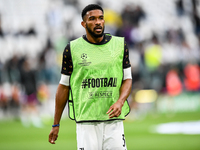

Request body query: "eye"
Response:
[89, 16, 95, 20]
[99, 16, 104, 20]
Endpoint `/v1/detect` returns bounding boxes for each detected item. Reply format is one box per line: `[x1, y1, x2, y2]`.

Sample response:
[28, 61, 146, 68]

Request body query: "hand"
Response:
[107, 100, 123, 118]
[49, 127, 59, 144]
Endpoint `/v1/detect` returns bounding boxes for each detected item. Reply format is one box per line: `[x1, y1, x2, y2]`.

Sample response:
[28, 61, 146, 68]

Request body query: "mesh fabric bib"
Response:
[68, 35, 130, 122]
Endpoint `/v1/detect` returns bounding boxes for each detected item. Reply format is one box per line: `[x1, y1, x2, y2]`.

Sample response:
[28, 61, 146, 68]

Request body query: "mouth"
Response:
[94, 26, 102, 32]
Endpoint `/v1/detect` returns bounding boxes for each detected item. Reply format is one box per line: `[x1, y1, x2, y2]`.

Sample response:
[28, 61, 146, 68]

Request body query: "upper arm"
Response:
[61, 43, 73, 76]
[123, 41, 131, 69]
[123, 41, 132, 80]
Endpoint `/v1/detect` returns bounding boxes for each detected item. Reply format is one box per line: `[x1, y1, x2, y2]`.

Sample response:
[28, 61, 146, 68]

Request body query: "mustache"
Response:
[94, 26, 102, 29]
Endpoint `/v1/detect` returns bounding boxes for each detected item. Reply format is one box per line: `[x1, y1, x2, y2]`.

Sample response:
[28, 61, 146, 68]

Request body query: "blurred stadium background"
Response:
[0, 0, 200, 149]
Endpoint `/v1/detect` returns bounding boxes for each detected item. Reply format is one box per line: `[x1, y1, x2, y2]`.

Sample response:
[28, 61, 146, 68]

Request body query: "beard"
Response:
[86, 24, 105, 38]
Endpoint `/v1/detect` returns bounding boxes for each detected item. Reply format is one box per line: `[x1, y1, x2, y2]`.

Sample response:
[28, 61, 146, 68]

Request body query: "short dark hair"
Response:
[81, 4, 104, 20]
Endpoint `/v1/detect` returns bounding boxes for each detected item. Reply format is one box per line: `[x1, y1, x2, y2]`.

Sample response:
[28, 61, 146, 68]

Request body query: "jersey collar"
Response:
[82, 33, 112, 45]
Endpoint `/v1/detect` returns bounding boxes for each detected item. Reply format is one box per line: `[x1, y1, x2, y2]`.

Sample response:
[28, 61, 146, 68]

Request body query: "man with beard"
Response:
[49, 4, 132, 150]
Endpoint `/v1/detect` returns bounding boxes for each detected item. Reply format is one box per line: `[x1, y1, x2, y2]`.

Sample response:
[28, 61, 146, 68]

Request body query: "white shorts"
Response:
[76, 120, 127, 150]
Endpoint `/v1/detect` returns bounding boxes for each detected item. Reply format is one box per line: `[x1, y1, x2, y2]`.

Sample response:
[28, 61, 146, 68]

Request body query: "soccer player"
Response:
[49, 4, 132, 150]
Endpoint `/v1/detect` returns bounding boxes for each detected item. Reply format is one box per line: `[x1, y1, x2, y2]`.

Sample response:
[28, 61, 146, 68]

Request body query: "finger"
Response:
[49, 133, 54, 143]
[51, 134, 57, 144]
[116, 111, 121, 117]
[106, 107, 113, 114]
[109, 113, 116, 118]
[55, 135, 58, 141]
[49, 134, 52, 143]
[109, 107, 119, 116]
[109, 111, 117, 118]
[109, 109, 121, 118]
[50, 137, 56, 144]
[50, 139, 55, 144]
[109, 109, 116, 116]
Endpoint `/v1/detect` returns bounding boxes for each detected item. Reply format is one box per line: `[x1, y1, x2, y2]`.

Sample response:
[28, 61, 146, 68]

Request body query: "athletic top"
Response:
[61, 34, 131, 76]
[68, 35, 130, 122]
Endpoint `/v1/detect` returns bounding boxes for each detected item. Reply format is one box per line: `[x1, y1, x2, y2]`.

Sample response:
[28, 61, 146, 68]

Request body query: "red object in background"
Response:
[184, 64, 200, 91]
[166, 70, 182, 96]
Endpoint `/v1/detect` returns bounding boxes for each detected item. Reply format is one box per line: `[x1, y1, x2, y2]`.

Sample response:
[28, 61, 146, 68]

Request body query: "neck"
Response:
[86, 33, 104, 43]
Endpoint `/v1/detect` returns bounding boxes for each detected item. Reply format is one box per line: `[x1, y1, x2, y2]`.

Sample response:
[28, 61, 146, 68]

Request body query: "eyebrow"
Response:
[88, 14, 104, 19]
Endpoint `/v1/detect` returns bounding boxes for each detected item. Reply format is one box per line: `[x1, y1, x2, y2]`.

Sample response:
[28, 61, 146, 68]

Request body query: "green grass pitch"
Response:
[0, 111, 200, 150]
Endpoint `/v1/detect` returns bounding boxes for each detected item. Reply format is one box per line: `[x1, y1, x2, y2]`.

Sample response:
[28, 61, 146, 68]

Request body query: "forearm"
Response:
[118, 79, 132, 105]
[107, 79, 132, 118]
[53, 84, 69, 125]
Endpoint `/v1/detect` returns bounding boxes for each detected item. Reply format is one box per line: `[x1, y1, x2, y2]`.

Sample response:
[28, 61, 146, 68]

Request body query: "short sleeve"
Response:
[61, 43, 73, 75]
[123, 41, 131, 69]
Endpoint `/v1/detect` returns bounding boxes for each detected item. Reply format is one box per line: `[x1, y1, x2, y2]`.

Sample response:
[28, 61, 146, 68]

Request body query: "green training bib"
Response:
[68, 35, 130, 122]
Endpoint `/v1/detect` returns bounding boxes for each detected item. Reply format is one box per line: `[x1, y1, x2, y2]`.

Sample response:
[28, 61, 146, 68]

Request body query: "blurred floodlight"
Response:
[135, 89, 157, 103]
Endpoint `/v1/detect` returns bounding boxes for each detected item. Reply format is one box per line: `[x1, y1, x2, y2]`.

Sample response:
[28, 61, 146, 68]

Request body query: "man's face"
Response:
[82, 9, 105, 38]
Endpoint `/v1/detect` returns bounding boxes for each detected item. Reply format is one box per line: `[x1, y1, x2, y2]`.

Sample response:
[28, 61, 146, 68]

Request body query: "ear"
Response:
[81, 21, 86, 28]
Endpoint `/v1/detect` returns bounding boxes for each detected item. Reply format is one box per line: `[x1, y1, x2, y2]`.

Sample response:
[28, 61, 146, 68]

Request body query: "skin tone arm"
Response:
[107, 79, 132, 118]
[49, 84, 69, 144]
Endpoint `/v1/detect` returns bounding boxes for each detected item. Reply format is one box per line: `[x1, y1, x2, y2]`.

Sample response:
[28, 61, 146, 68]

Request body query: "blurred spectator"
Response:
[14, 26, 37, 37]
[143, 34, 164, 91]
[191, 9, 200, 37]
[176, 0, 185, 16]
[116, 4, 146, 47]
[0, 61, 3, 84]
[46, 0, 65, 37]
[63, 0, 78, 6]
[180, 40, 194, 63]
[162, 29, 181, 65]
[104, 8, 123, 35]
[121, 4, 145, 27]
[0, 84, 9, 116]
[25, 26, 37, 36]
[144, 34, 162, 72]
[5, 55, 20, 84]
[184, 63, 200, 91]
[191, 0, 199, 11]
[19, 58, 36, 99]
[0, 14, 4, 37]
[37, 82, 49, 103]
[115, 24, 133, 46]
[20, 58, 42, 128]
[9, 84, 21, 118]
[38, 39, 59, 84]
[20, 58, 37, 102]
[166, 69, 182, 96]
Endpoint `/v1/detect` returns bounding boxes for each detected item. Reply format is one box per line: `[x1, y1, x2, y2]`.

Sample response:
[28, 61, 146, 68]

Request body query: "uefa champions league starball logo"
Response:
[81, 53, 87, 60]
[79, 53, 91, 66]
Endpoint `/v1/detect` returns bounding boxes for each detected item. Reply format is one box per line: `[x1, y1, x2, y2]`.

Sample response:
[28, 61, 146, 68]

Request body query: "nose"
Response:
[95, 18, 101, 25]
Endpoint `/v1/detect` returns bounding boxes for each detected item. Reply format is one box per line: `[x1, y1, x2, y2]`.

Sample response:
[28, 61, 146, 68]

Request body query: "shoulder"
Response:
[62, 43, 70, 53]
[69, 37, 85, 49]
[110, 34, 124, 42]
[109, 35, 125, 47]
[70, 37, 83, 43]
